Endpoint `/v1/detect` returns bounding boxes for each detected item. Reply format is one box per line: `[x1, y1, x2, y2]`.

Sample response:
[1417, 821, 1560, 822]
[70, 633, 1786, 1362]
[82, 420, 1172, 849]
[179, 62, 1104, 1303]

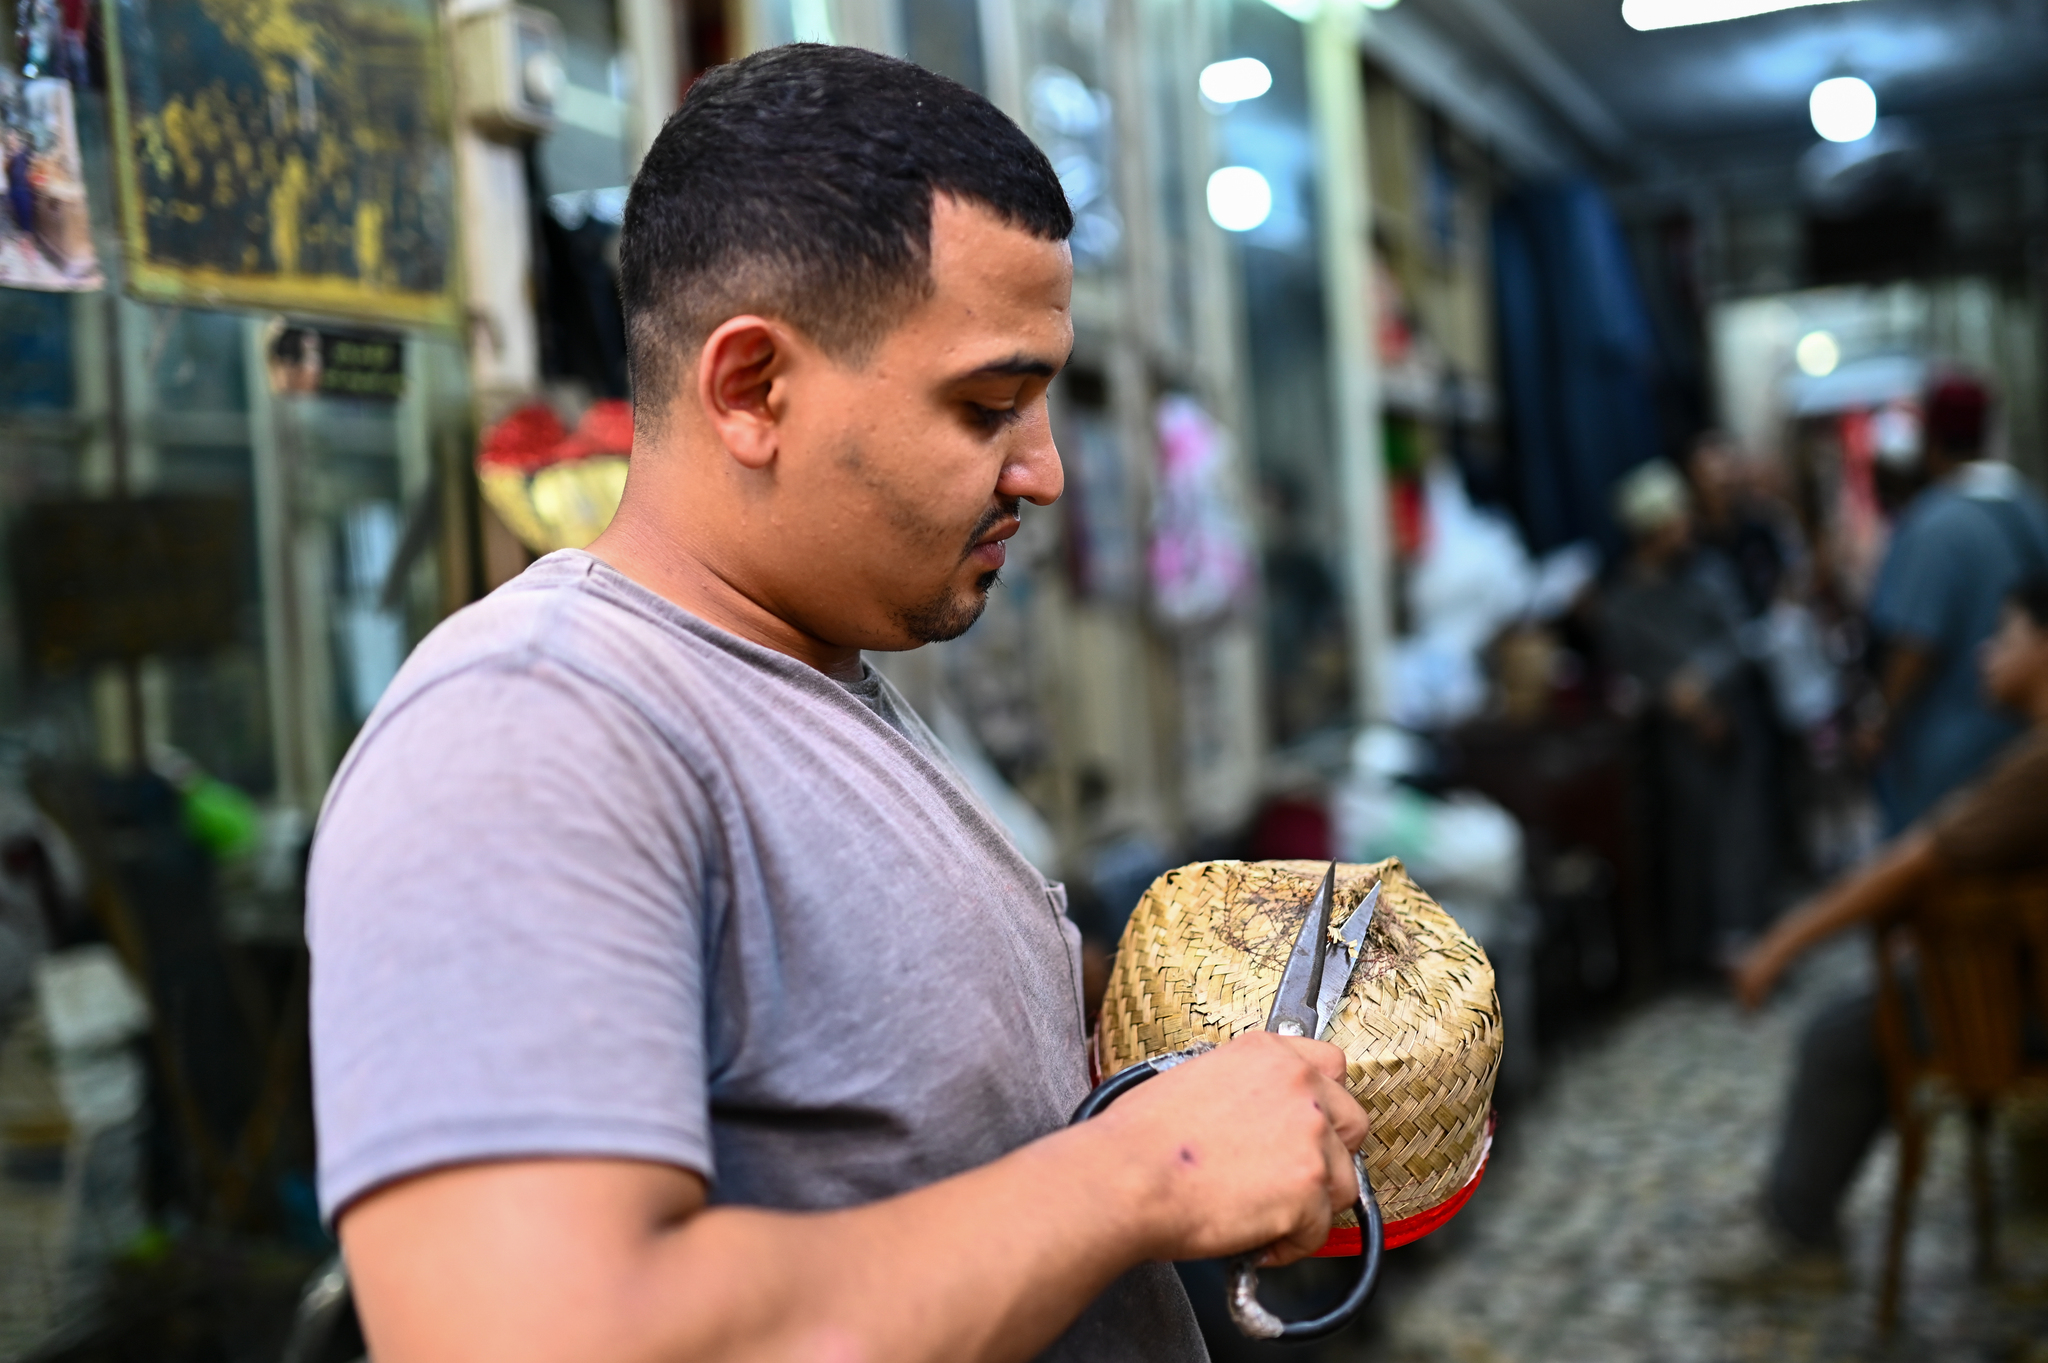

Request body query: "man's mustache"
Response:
[962, 499, 1021, 560]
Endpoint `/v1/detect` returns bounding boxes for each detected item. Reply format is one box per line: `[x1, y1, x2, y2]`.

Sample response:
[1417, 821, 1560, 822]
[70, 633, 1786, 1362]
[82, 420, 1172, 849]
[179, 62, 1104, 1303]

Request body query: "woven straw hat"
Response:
[1097, 858, 1501, 1229]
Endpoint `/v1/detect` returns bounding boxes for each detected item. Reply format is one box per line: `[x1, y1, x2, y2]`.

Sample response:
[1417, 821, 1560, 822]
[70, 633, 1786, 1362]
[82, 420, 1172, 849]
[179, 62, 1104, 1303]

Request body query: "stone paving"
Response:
[1361, 941, 2048, 1363]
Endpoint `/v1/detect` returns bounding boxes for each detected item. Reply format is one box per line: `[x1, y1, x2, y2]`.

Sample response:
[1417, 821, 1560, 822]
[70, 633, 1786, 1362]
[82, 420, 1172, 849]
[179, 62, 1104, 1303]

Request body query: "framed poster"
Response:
[103, 0, 461, 328]
[0, 72, 104, 290]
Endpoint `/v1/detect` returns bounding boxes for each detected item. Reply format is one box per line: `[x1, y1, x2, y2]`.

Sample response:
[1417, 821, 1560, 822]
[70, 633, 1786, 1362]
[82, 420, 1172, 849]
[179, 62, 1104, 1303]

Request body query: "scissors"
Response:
[1071, 864, 1384, 1341]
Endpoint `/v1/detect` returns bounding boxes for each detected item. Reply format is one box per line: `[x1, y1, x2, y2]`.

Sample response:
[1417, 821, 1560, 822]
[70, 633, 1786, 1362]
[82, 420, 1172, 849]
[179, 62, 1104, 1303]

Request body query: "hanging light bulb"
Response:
[1198, 58, 1272, 106]
[1206, 167, 1273, 232]
[1796, 330, 1841, 377]
[1809, 76, 1877, 143]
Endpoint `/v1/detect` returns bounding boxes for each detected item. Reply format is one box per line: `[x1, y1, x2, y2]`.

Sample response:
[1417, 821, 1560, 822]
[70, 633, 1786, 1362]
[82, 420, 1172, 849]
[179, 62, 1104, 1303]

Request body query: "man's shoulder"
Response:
[330, 553, 785, 800]
[1895, 483, 1977, 537]
[1906, 467, 2048, 533]
[1880, 485, 2008, 582]
[378, 552, 761, 722]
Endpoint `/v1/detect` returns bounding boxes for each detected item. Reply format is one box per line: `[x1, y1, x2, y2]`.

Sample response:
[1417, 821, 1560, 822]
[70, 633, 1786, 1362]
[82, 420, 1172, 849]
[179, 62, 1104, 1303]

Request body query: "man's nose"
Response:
[998, 421, 1065, 507]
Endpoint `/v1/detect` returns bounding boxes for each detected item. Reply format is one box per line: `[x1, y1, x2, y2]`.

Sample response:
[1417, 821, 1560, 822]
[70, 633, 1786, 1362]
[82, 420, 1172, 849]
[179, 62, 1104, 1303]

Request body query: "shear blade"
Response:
[1264, 863, 1337, 1038]
[1314, 881, 1381, 1038]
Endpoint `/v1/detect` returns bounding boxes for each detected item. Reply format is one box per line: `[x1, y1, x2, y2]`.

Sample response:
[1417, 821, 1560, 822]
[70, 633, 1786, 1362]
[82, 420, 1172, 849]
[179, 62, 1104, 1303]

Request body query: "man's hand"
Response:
[1730, 935, 1790, 1011]
[1088, 1031, 1370, 1266]
[1727, 827, 1942, 1017]
[1665, 667, 1729, 746]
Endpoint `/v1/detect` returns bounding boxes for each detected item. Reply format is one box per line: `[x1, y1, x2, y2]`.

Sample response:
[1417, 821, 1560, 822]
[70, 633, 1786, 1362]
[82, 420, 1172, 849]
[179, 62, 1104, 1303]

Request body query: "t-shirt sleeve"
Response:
[1926, 733, 2048, 874]
[308, 659, 714, 1220]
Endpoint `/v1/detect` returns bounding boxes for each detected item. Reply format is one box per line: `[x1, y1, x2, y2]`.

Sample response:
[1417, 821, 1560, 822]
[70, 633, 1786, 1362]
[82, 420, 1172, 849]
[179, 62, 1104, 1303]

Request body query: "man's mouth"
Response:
[964, 503, 1021, 570]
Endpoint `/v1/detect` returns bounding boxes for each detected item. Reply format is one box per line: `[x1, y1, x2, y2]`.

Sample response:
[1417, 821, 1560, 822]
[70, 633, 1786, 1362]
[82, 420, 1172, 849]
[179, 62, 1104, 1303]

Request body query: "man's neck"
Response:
[1930, 452, 1989, 482]
[588, 510, 865, 681]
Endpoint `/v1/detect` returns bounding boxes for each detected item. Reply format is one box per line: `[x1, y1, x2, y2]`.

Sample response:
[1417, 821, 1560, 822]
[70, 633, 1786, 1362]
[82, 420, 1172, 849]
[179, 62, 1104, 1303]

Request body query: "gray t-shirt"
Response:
[308, 550, 1204, 1362]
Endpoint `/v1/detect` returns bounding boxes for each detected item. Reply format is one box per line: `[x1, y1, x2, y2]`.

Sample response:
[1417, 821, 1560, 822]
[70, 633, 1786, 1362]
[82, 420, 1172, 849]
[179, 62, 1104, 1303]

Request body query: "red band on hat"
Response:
[1311, 1112, 1495, 1257]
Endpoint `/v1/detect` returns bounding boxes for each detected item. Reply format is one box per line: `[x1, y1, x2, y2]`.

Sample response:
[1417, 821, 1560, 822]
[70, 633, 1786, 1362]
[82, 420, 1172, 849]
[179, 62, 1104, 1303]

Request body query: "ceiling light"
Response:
[1207, 167, 1273, 233]
[1199, 58, 1272, 105]
[1796, 330, 1840, 378]
[1621, 0, 1865, 31]
[1809, 76, 1876, 143]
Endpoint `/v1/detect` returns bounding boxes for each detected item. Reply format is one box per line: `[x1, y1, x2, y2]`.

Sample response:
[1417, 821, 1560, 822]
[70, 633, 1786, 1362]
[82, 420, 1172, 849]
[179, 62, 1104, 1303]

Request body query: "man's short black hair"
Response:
[2009, 577, 2048, 630]
[618, 45, 1073, 428]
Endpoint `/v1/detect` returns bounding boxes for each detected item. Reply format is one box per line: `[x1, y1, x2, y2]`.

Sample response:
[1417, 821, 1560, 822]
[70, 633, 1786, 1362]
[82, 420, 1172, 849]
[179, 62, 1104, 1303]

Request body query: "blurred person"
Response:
[1862, 376, 2048, 834]
[1686, 430, 1789, 620]
[308, 47, 1367, 1363]
[1602, 460, 1776, 972]
[1729, 579, 2048, 1277]
[1691, 432, 1856, 881]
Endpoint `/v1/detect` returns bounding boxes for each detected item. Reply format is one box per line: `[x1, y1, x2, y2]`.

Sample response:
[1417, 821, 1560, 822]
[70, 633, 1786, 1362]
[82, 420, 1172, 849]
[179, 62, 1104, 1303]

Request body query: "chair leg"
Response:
[1965, 1103, 1998, 1282]
[1879, 1108, 1928, 1337]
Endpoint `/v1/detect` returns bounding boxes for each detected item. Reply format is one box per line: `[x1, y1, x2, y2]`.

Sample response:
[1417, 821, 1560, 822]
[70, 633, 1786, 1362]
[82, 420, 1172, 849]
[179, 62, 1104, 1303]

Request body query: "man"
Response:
[1731, 578, 2048, 1274]
[1864, 376, 2048, 832]
[1601, 459, 1775, 971]
[309, 46, 1368, 1363]
[1685, 430, 1788, 621]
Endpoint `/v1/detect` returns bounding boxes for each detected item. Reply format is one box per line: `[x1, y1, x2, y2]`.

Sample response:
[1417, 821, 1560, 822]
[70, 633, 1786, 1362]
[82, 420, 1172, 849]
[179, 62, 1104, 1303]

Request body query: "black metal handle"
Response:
[1069, 1053, 1384, 1342]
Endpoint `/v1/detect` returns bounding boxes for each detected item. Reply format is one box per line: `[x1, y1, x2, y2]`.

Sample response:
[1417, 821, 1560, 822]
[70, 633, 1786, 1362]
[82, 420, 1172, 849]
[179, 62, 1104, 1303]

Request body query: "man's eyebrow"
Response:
[951, 350, 1072, 382]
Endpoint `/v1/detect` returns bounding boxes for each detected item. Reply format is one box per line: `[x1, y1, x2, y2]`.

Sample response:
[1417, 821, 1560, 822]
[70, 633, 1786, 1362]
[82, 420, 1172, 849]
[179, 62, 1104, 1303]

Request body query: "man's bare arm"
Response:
[1880, 643, 1933, 715]
[1857, 641, 1934, 761]
[342, 1032, 1367, 1363]
[1731, 828, 1941, 1009]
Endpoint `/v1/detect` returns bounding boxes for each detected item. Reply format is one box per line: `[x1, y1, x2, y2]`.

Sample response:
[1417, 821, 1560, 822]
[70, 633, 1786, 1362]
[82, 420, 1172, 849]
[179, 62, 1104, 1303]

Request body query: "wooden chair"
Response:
[1871, 870, 2048, 1332]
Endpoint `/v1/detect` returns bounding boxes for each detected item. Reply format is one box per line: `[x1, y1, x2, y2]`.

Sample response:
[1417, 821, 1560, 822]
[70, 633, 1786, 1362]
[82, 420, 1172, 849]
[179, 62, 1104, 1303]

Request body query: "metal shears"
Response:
[1071, 864, 1385, 1341]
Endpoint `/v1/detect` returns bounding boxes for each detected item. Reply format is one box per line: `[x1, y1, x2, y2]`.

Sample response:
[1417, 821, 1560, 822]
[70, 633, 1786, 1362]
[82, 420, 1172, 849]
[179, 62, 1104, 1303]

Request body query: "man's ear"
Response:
[697, 316, 791, 471]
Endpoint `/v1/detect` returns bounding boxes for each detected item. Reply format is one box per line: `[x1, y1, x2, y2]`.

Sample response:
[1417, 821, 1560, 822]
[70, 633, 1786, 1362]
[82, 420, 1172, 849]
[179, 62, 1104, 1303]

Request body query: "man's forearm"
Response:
[343, 1034, 1366, 1363]
[346, 1121, 1159, 1363]
[1880, 643, 1933, 717]
[344, 1031, 1368, 1358]
[638, 1121, 1164, 1363]
[1754, 831, 1938, 973]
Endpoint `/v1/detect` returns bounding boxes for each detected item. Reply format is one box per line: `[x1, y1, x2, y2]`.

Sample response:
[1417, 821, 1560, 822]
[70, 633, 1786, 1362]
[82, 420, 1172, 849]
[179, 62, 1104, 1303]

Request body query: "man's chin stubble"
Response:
[896, 570, 1001, 644]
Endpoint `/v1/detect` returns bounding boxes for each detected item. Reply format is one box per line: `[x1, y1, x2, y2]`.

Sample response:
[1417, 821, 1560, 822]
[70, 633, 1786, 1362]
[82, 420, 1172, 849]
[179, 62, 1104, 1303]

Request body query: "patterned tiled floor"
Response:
[1367, 942, 2048, 1363]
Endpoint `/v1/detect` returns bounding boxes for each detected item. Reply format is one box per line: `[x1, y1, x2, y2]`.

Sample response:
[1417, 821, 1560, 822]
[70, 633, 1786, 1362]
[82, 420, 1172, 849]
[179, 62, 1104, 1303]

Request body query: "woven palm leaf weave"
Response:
[1098, 858, 1501, 1223]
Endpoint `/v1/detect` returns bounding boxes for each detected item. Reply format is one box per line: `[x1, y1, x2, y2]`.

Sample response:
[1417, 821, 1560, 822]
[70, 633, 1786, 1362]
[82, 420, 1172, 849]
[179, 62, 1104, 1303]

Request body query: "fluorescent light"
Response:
[1810, 76, 1876, 142]
[1199, 58, 1273, 105]
[1207, 167, 1273, 232]
[1796, 330, 1840, 378]
[1622, 0, 1866, 31]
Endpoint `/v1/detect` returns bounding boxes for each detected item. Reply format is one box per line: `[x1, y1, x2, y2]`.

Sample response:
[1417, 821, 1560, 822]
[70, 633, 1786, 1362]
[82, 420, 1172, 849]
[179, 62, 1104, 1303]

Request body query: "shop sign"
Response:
[267, 325, 406, 402]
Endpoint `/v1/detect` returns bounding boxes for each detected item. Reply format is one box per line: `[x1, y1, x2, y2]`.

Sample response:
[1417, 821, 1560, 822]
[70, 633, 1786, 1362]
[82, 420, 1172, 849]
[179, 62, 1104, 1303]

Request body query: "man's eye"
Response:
[969, 402, 1023, 431]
